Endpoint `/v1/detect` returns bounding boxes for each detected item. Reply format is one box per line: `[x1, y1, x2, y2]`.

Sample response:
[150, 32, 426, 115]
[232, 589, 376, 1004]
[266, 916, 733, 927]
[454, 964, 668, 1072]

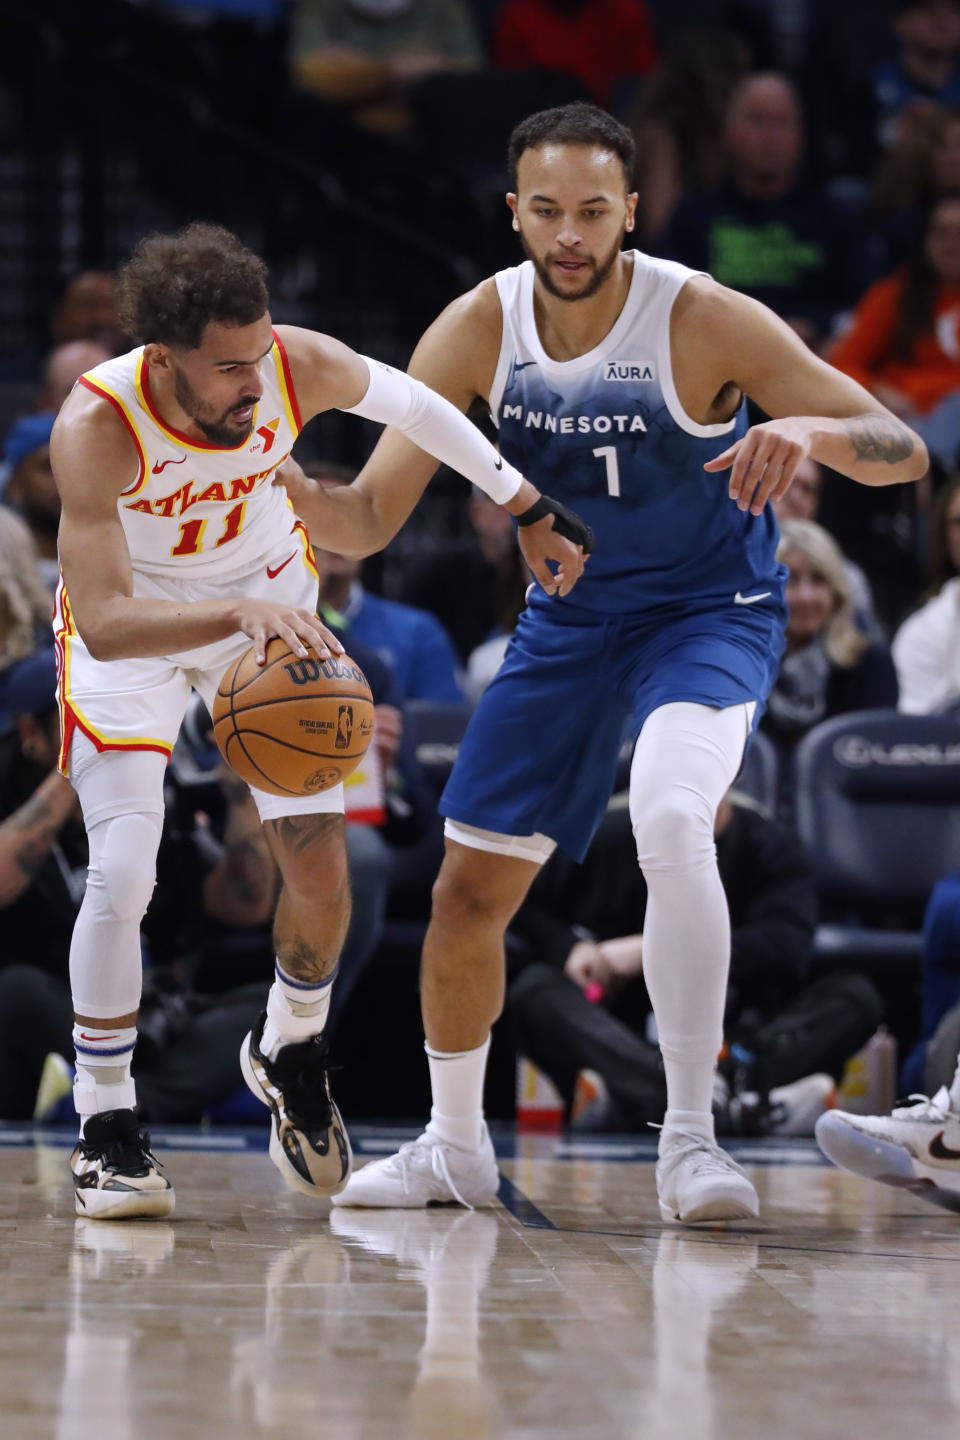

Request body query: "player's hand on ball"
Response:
[232, 599, 346, 666]
[704, 418, 813, 516]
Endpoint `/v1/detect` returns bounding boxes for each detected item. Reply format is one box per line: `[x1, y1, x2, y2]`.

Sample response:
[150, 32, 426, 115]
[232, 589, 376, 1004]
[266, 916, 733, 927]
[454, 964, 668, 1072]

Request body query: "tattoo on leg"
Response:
[265, 813, 342, 859]
[844, 414, 914, 465]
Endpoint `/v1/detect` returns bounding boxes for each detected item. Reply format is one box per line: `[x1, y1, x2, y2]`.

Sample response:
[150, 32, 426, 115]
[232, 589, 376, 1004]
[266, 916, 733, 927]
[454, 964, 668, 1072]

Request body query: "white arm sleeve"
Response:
[340, 354, 524, 506]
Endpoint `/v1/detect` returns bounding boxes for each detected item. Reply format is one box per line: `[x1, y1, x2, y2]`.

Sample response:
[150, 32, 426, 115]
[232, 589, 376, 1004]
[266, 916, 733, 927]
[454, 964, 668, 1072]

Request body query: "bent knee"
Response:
[89, 813, 163, 922]
[631, 789, 715, 871]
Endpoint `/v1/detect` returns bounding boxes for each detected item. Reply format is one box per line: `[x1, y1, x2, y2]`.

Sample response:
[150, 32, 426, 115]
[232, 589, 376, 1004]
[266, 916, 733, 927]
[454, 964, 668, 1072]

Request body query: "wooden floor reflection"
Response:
[1, 1129, 958, 1439]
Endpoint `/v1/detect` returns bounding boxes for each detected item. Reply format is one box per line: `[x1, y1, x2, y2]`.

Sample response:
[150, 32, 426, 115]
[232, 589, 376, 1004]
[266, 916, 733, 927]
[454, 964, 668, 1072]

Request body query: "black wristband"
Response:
[515, 494, 595, 554]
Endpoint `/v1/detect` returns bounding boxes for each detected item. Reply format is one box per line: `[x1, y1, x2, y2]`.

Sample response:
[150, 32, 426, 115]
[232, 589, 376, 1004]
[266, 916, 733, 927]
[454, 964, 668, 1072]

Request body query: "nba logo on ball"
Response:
[212, 639, 375, 797]
[335, 705, 354, 750]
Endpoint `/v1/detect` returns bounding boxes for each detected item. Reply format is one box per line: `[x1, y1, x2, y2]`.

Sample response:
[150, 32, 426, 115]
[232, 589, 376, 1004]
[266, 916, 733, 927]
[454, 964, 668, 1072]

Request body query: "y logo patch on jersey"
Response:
[603, 361, 655, 383]
[249, 417, 280, 455]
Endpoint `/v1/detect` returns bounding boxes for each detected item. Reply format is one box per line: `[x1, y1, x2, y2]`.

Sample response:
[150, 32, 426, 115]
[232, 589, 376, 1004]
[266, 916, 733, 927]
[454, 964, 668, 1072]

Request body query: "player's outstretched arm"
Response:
[274, 306, 592, 596]
[689, 283, 928, 516]
[52, 389, 340, 666]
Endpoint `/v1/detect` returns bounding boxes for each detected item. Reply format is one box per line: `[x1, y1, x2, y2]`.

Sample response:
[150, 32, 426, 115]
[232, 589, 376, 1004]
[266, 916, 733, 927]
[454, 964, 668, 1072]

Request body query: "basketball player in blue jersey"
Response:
[48, 223, 590, 1219]
[310, 103, 926, 1224]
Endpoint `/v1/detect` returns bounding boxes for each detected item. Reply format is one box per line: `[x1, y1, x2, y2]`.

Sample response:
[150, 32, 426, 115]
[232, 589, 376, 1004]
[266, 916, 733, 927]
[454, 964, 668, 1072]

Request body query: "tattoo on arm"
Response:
[844, 414, 914, 465]
[13, 837, 55, 879]
[8, 794, 60, 879]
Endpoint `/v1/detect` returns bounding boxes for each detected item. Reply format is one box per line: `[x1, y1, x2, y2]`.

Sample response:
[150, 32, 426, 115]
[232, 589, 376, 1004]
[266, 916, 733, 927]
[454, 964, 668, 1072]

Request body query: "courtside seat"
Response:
[403, 699, 475, 795]
[734, 727, 779, 812]
[795, 709, 960, 979]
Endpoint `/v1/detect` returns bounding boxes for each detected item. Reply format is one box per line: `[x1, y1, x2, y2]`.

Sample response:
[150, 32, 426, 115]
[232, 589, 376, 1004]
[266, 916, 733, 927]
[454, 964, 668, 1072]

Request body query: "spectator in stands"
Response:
[35, 341, 112, 412]
[629, 24, 751, 243]
[492, 0, 658, 111]
[290, 0, 481, 134]
[657, 72, 859, 349]
[305, 460, 465, 702]
[0, 650, 274, 1124]
[508, 793, 882, 1135]
[872, 0, 960, 154]
[870, 103, 960, 272]
[829, 196, 960, 470]
[772, 457, 881, 635]
[2, 413, 59, 589]
[49, 271, 124, 352]
[761, 519, 899, 773]
[892, 474, 960, 709]
[400, 482, 530, 665]
[462, 489, 529, 700]
[0, 506, 51, 668]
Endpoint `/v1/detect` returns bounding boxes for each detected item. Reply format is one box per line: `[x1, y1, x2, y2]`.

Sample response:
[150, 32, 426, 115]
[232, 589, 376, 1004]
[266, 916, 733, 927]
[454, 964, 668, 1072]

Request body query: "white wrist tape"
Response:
[342, 355, 523, 505]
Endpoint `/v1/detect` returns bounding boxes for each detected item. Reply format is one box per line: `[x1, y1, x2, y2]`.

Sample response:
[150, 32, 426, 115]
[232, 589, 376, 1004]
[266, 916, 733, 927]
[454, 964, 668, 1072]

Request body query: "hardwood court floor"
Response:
[0, 1125, 958, 1440]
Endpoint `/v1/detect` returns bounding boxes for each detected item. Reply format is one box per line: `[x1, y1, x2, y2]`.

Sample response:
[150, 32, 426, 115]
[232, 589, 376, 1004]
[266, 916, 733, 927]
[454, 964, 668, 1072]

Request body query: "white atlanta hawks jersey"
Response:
[76, 331, 302, 581]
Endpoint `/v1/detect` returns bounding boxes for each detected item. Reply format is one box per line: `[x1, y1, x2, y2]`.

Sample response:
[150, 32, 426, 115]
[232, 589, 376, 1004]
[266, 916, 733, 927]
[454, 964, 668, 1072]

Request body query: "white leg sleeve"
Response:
[629, 702, 754, 1120]
[68, 735, 167, 1018]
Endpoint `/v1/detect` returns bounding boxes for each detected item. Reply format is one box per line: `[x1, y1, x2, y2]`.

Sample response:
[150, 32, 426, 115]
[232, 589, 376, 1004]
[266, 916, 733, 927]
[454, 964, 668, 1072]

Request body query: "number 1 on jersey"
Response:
[593, 445, 620, 497]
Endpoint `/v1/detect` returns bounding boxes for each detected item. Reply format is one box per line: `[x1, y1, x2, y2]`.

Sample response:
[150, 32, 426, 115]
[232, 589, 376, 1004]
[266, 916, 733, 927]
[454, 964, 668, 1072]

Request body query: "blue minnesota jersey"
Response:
[489, 252, 784, 615]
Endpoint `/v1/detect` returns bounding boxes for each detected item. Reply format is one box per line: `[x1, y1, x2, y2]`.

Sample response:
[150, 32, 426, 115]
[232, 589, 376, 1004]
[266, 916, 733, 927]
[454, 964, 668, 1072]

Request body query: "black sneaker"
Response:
[70, 1109, 174, 1220]
[240, 1012, 352, 1197]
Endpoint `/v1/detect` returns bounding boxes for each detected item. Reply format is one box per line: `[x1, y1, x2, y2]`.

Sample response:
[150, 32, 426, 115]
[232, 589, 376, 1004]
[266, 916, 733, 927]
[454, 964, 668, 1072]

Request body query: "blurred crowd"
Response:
[5, 0, 960, 1135]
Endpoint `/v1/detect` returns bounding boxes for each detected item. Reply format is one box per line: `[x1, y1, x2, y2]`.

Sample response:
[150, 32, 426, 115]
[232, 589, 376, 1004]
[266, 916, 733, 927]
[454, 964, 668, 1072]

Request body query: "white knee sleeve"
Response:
[88, 812, 164, 924]
[69, 807, 164, 1020]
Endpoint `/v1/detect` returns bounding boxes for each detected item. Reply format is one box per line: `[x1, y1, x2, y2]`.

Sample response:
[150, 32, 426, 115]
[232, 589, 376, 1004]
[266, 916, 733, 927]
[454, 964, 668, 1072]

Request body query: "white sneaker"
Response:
[656, 1130, 759, 1224]
[815, 1087, 960, 1212]
[331, 1126, 499, 1210]
[768, 1073, 836, 1137]
[70, 1109, 174, 1220]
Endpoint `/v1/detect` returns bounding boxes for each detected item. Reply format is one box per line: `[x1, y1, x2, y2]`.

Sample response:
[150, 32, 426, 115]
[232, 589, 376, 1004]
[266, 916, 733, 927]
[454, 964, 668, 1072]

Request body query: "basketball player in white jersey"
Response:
[282, 103, 926, 1224]
[51, 222, 592, 1219]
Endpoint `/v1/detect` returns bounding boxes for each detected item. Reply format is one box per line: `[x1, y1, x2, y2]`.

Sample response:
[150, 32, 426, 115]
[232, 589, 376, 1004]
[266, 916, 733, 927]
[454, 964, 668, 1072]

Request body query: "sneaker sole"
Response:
[239, 1032, 353, 1200]
[815, 1112, 960, 1213]
[659, 1193, 759, 1224]
[74, 1187, 175, 1221]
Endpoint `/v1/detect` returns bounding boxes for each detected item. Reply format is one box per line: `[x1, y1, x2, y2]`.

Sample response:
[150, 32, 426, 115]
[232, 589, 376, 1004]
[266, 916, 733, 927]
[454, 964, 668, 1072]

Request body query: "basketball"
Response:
[212, 639, 375, 797]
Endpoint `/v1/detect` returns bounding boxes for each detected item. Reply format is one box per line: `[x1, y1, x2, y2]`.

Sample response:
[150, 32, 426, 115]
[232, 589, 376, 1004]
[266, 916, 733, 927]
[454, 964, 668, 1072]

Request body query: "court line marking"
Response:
[524, 1222, 960, 1260]
[496, 1173, 557, 1229]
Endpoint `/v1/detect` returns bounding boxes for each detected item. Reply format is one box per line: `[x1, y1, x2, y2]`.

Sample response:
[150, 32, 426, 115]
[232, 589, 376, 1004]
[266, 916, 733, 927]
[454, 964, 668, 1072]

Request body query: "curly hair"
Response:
[116, 222, 269, 350]
[508, 103, 636, 191]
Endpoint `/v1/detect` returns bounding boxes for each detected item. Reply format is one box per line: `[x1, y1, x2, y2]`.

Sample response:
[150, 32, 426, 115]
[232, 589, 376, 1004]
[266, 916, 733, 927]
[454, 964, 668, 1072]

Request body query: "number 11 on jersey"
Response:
[593, 445, 620, 497]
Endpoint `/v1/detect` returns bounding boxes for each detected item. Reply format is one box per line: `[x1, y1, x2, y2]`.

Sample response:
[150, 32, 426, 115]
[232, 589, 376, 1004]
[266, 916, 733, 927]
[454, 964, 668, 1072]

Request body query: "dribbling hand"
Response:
[704, 417, 813, 516]
[232, 599, 346, 666]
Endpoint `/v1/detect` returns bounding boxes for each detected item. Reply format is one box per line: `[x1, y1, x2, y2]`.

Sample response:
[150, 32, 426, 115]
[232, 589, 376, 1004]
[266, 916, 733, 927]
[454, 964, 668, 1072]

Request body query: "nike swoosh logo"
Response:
[79, 1033, 119, 1042]
[494, 456, 503, 471]
[734, 591, 772, 606]
[929, 1131, 960, 1161]
[266, 553, 296, 579]
[512, 360, 536, 372]
[152, 455, 187, 473]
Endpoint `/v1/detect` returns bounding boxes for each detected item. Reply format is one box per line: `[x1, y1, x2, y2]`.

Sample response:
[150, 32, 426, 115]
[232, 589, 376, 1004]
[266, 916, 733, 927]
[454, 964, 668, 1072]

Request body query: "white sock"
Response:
[424, 1036, 490, 1151]
[73, 1023, 138, 1135]
[660, 1108, 716, 1154]
[260, 962, 336, 1062]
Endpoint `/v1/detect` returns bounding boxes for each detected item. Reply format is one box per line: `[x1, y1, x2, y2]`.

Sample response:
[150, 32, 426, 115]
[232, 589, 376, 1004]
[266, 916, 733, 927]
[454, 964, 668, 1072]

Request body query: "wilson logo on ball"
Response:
[282, 658, 368, 686]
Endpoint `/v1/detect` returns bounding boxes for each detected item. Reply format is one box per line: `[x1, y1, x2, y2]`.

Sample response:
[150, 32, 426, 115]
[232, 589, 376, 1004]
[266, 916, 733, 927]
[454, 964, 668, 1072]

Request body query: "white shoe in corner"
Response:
[331, 1125, 499, 1210]
[656, 1130, 759, 1224]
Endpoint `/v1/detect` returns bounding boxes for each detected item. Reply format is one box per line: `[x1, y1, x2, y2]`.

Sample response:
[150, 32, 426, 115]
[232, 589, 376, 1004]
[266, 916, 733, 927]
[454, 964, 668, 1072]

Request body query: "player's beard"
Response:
[172, 365, 258, 447]
[518, 224, 626, 302]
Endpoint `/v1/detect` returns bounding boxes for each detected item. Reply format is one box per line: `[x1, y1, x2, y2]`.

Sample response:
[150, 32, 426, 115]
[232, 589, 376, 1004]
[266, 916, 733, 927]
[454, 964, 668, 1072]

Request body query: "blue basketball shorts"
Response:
[440, 594, 786, 861]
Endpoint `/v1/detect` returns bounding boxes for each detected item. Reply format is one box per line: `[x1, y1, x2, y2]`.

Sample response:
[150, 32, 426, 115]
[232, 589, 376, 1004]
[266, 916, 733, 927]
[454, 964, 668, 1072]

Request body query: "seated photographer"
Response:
[508, 790, 883, 1136]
